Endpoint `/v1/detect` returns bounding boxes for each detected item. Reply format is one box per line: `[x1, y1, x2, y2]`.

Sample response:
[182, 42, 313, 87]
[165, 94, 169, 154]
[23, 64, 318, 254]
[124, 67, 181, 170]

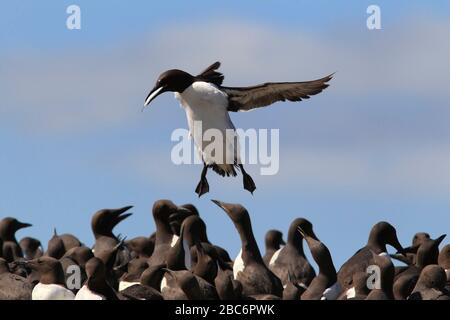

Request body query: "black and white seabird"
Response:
[298, 225, 340, 300]
[118, 257, 149, 291]
[24, 256, 75, 300]
[143, 62, 333, 196]
[148, 200, 191, 267]
[75, 257, 119, 300]
[91, 206, 133, 253]
[337, 221, 405, 293]
[211, 200, 283, 298]
[91, 206, 133, 279]
[263, 229, 285, 266]
[268, 218, 316, 288]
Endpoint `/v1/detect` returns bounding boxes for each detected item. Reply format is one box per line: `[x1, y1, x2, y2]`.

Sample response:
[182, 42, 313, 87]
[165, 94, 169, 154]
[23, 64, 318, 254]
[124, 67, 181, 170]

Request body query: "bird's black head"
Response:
[265, 230, 285, 249]
[91, 206, 133, 239]
[368, 221, 405, 255]
[144, 69, 194, 107]
[0, 217, 32, 240]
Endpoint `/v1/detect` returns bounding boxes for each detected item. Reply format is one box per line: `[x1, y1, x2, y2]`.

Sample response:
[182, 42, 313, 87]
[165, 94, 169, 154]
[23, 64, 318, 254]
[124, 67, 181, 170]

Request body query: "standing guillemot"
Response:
[91, 206, 133, 278]
[24, 257, 75, 300]
[92, 206, 133, 253]
[147, 200, 191, 267]
[75, 257, 119, 300]
[337, 221, 405, 292]
[211, 200, 283, 297]
[118, 257, 149, 291]
[143, 62, 333, 196]
[269, 218, 316, 288]
[0, 217, 32, 262]
[263, 230, 285, 267]
[298, 225, 341, 300]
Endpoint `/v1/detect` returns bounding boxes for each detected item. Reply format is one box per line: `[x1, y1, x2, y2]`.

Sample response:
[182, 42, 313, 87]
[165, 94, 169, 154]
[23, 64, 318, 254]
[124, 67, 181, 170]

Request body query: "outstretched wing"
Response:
[222, 74, 333, 112]
[196, 61, 224, 86]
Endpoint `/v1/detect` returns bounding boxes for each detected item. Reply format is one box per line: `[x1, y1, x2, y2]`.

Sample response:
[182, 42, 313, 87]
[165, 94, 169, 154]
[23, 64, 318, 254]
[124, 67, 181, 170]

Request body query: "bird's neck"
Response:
[234, 221, 263, 265]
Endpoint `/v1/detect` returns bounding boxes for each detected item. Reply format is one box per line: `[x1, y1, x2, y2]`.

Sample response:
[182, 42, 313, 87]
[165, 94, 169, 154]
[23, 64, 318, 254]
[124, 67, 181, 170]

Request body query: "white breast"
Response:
[175, 81, 240, 166]
[346, 286, 356, 299]
[74, 285, 105, 300]
[160, 275, 168, 292]
[118, 281, 140, 292]
[269, 248, 282, 267]
[32, 283, 75, 300]
[233, 249, 245, 279]
[170, 235, 179, 247]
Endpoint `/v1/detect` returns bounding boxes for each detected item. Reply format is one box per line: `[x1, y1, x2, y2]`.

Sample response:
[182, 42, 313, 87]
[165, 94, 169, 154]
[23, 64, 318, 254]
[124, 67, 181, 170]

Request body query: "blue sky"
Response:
[1, 1, 450, 268]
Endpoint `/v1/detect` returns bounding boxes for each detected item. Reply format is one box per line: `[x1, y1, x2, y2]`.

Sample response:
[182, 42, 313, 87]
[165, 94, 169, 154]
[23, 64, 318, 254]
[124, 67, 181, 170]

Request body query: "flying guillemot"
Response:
[143, 62, 333, 196]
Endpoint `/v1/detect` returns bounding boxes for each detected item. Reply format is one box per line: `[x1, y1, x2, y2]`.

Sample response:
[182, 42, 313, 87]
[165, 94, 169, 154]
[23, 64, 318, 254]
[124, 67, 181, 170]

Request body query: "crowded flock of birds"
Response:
[0, 199, 449, 300]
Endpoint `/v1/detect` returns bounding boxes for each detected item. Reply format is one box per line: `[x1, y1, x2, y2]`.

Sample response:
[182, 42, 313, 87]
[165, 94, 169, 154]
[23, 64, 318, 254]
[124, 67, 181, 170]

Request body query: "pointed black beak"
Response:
[390, 238, 406, 256]
[111, 206, 133, 227]
[211, 199, 226, 211]
[435, 234, 446, 246]
[169, 207, 194, 222]
[18, 222, 32, 230]
[143, 84, 166, 109]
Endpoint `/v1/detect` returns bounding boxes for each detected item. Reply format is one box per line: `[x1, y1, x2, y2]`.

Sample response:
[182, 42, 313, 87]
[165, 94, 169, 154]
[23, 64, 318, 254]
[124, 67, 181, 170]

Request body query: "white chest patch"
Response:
[170, 235, 179, 248]
[118, 281, 140, 292]
[175, 81, 239, 166]
[321, 282, 341, 300]
[32, 283, 75, 300]
[160, 275, 168, 292]
[233, 249, 245, 280]
[269, 248, 282, 267]
[74, 285, 105, 300]
[346, 287, 356, 299]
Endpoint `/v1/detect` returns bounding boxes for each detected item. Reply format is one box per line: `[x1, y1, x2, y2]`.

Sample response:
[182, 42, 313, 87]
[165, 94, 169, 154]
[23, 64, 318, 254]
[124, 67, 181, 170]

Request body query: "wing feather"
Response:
[223, 74, 333, 112]
[196, 61, 224, 86]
